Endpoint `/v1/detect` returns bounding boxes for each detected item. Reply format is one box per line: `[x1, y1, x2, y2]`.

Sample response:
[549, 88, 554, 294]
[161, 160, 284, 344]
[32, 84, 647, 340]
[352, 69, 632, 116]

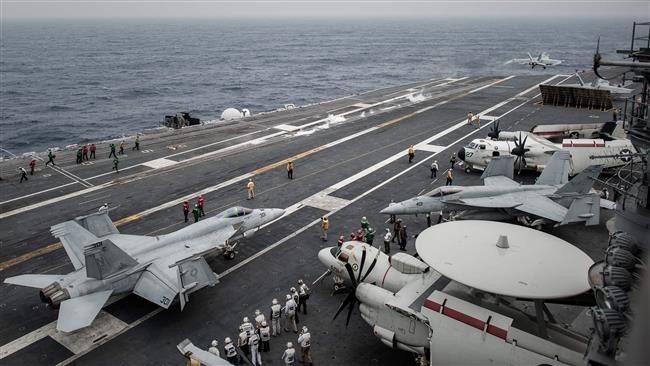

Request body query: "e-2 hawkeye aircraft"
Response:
[381, 151, 603, 229]
[458, 121, 637, 174]
[318, 222, 594, 365]
[4, 206, 284, 332]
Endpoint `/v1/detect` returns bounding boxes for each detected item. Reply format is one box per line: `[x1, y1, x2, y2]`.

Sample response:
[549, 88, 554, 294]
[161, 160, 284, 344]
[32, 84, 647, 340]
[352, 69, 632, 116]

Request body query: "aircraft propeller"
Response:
[511, 132, 530, 173]
[332, 245, 379, 326]
[487, 120, 501, 139]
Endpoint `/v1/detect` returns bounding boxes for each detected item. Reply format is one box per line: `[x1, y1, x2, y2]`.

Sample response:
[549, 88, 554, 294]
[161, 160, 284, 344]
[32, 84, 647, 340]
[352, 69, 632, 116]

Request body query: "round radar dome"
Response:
[221, 108, 242, 120]
[415, 220, 594, 299]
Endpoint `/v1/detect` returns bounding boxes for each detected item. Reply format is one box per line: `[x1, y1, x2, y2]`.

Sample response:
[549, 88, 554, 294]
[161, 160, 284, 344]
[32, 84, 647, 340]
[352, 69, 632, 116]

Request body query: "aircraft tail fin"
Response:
[556, 165, 603, 195]
[536, 151, 571, 186]
[84, 239, 138, 280]
[575, 72, 586, 86]
[57, 290, 113, 332]
[480, 156, 514, 180]
[51, 221, 101, 270]
[74, 211, 120, 237]
[527, 52, 534, 61]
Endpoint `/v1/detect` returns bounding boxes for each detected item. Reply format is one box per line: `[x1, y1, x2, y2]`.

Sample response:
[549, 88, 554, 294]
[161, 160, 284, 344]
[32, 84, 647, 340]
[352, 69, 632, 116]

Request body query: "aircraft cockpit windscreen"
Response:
[337, 250, 349, 263]
[216, 206, 254, 218]
[466, 142, 478, 149]
[428, 187, 463, 197]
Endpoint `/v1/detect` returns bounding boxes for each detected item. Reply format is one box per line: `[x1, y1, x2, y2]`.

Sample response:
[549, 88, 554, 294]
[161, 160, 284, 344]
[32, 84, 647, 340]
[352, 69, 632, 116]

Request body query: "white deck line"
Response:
[1, 74, 559, 362]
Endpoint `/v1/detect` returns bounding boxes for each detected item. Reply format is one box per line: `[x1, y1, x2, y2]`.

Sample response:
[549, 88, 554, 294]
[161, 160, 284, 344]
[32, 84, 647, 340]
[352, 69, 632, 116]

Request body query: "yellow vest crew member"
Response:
[446, 169, 454, 186]
[407, 145, 415, 163]
[287, 161, 294, 179]
[321, 216, 329, 241]
[247, 178, 255, 200]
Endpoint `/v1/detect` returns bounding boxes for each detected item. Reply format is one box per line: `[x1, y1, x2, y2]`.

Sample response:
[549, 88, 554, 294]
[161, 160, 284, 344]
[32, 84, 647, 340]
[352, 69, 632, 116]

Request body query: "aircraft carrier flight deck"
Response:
[0, 70, 627, 365]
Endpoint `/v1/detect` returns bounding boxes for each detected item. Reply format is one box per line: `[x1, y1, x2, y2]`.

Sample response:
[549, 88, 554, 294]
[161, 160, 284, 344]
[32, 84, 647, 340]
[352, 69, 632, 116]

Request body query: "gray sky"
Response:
[2, 0, 648, 19]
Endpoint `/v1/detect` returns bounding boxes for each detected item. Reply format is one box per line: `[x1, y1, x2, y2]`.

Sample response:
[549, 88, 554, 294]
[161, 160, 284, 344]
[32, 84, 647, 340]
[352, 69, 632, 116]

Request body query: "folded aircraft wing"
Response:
[173, 255, 220, 311]
[513, 195, 567, 222]
[177, 339, 232, 366]
[133, 262, 179, 309]
[482, 176, 518, 187]
[457, 193, 567, 223]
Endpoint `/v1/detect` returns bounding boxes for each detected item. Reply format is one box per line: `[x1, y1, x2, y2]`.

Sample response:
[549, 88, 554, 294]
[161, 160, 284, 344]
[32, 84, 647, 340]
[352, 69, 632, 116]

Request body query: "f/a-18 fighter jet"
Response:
[506, 52, 563, 69]
[381, 151, 603, 229]
[4, 206, 284, 332]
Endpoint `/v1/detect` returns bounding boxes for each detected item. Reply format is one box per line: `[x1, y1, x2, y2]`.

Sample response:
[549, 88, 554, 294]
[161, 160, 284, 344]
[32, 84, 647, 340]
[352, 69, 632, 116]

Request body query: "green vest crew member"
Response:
[109, 143, 117, 158]
[76, 148, 83, 164]
[192, 205, 201, 223]
[112, 157, 119, 173]
[46, 150, 56, 166]
[360, 216, 369, 231]
[132, 136, 140, 151]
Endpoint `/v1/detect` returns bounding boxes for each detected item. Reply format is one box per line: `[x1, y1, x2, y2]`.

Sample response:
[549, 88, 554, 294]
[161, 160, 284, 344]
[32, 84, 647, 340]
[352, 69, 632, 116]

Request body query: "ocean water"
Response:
[0, 17, 632, 154]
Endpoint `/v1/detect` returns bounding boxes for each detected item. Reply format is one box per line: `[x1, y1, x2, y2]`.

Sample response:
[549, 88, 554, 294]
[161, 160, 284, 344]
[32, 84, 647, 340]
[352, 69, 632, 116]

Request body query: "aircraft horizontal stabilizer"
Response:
[4, 274, 62, 289]
[57, 289, 113, 332]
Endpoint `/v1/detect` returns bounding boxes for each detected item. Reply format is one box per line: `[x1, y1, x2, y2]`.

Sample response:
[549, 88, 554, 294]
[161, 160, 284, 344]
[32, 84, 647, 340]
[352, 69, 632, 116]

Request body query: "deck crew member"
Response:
[89, 143, 96, 159]
[112, 157, 119, 173]
[399, 225, 408, 251]
[287, 161, 294, 179]
[388, 199, 396, 223]
[82, 145, 89, 161]
[270, 299, 282, 336]
[132, 135, 140, 151]
[383, 228, 392, 254]
[360, 216, 369, 231]
[392, 219, 402, 245]
[237, 329, 250, 361]
[467, 111, 473, 125]
[426, 213, 432, 227]
[297, 279, 310, 315]
[119, 140, 125, 155]
[259, 321, 271, 352]
[430, 160, 438, 178]
[337, 235, 344, 247]
[365, 227, 376, 246]
[192, 204, 200, 223]
[254, 309, 266, 329]
[76, 148, 83, 164]
[109, 143, 117, 158]
[248, 330, 262, 366]
[320, 217, 329, 241]
[283, 294, 298, 333]
[45, 149, 56, 166]
[297, 326, 312, 365]
[29, 159, 36, 175]
[197, 195, 205, 217]
[247, 178, 255, 200]
[224, 337, 238, 364]
[290, 287, 300, 323]
[182, 201, 190, 222]
[208, 340, 219, 356]
[446, 169, 454, 186]
[475, 114, 481, 128]
[449, 153, 457, 169]
[19, 167, 28, 183]
[408, 145, 415, 163]
[282, 342, 296, 366]
[240, 316, 254, 337]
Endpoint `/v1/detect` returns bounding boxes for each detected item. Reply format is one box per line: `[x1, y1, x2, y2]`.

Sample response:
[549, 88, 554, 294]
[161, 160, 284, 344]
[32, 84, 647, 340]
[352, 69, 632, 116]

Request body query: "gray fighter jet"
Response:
[4, 206, 284, 332]
[381, 151, 603, 228]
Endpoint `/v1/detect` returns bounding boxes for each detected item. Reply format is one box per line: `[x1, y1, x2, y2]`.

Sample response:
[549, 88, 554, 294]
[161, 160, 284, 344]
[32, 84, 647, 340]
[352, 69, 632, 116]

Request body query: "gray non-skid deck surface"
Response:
[0, 72, 622, 365]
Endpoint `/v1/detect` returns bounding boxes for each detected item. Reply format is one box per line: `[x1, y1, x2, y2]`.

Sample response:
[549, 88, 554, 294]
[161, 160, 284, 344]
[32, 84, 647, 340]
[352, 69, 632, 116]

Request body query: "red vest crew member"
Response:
[29, 159, 36, 175]
[89, 144, 96, 159]
[197, 195, 205, 217]
[182, 201, 190, 222]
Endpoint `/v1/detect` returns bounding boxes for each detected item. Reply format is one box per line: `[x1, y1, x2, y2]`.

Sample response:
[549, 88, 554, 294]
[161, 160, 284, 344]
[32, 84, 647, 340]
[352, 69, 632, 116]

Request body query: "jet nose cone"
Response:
[318, 247, 335, 267]
[458, 147, 466, 161]
[380, 202, 402, 215]
[268, 208, 285, 221]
